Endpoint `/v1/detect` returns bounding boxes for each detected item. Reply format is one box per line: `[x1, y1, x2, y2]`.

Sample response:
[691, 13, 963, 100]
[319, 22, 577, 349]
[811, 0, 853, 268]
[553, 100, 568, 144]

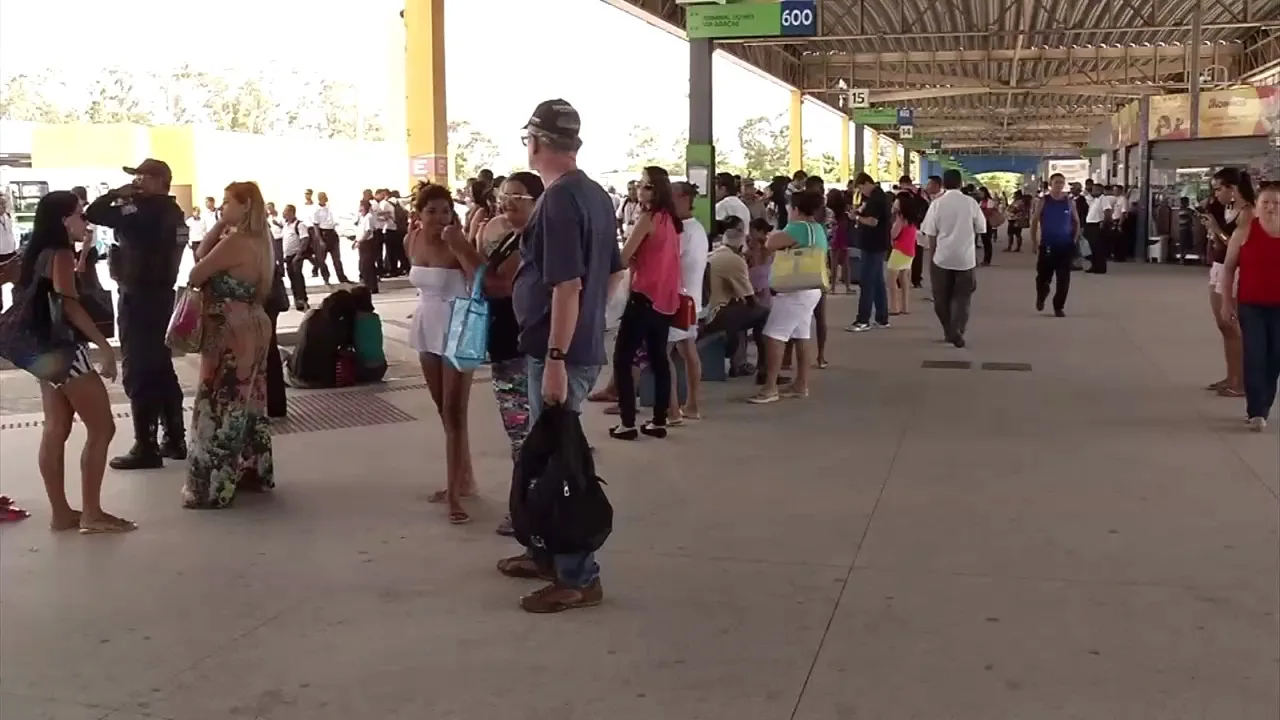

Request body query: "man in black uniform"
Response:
[86, 158, 188, 469]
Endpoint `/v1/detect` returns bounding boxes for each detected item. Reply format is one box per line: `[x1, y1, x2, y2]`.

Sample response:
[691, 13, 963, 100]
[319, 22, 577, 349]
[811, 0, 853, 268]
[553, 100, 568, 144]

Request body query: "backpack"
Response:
[392, 200, 409, 230]
[509, 404, 613, 555]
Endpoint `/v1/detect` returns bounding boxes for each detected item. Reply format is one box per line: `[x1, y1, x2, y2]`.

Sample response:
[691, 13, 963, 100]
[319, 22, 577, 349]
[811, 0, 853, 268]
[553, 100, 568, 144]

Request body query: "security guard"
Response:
[86, 159, 188, 469]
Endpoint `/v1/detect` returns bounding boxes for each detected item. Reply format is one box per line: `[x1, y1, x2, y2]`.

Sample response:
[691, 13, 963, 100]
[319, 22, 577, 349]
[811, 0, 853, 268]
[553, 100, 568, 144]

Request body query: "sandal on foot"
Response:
[680, 410, 702, 421]
[1217, 386, 1245, 398]
[747, 391, 779, 405]
[497, 554, 553, 580]
[79, 515, 137, 535]
[1205, 380, 1228, 391]
[815, 360, 829, 369]
[779, 385, 809, 399]
[427, 489, 476, 504]
[667, 414, 684, 427]
[448, 509, 471, 525]
[640, 421, 668, 439]
[609, 425, 639, 440]
[496, 515, 515, 537]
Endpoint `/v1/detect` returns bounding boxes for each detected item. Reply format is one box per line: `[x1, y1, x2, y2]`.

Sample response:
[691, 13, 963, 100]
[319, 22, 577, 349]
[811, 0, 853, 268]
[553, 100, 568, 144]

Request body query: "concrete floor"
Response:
[0, 254, 1276, 720]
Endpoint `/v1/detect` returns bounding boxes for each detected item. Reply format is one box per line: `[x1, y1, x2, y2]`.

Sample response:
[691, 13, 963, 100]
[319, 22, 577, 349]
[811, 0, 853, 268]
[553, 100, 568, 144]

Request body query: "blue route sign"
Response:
[779, 1, 818, 37]
[896, 107, 915, 126]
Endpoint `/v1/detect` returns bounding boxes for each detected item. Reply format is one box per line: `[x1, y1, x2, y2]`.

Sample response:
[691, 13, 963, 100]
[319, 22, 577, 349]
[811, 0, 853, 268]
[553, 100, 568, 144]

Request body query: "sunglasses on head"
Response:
[499, 193, 534, 203]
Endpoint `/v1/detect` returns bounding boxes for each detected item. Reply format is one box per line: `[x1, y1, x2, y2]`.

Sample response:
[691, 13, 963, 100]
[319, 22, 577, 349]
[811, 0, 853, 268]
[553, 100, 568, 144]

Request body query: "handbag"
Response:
[75, 271, 115, 340]
[672, 294, 696, 331]
[165, 286, 205, 353]
[442, 264, 489, 371]
[0, 258, 78, 385]
[769, 222, 830, 293]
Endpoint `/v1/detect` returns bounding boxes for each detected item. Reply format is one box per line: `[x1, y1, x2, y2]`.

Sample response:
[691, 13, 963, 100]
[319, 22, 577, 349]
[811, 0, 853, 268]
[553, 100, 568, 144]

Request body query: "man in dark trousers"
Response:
[87, 158, 188, 469]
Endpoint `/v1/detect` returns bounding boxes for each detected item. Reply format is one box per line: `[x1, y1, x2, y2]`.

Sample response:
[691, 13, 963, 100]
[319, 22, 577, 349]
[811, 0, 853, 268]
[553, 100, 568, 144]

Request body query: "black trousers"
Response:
[118, 289, 184, 444]
[383, 229, 408, 276]
[315, 228, 350, 283]
[1085, 223, 1108, 273]
[266, 310, 286, 417]
[981, 230, 995, 265]
[910, 244, 925, 288]
[613, 292, 673, 427]
[1006, 224, 1023, 251]
[1035, 245, 1075, 312]
[285, 253, 309, 306]
[701, 300, 768, 367]
[359, 237, 382, 293]
[929, 265, 977, 341]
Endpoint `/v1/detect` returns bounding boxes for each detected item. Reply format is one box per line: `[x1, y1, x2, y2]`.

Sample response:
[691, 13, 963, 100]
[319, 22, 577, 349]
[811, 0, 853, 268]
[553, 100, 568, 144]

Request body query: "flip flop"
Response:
[0, 505, 31, 522]
[78, 516, 138, 535]
[427, 489, 477, 504]
[449, 510, 471, 525]
[747, 392, 779, 405]
[1205, 380, 1228, 391]
[1217, 387, 1245, 398]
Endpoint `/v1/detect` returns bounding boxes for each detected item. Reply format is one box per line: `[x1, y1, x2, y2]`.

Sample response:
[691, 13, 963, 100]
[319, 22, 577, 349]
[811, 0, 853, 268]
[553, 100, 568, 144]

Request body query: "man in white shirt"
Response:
[0, 194, 16, 311]
[713, 173, 751, 231]
[616, 181, 641, 240]
[920, 169, 986, 348]
[299, 188, 323, 278]
[373, 188, 404, 277]
[355, 198, 379, 293]
[280, 204, 311, 311]
[311, 191, 352, 285]
[1082, 184, 1111, 274]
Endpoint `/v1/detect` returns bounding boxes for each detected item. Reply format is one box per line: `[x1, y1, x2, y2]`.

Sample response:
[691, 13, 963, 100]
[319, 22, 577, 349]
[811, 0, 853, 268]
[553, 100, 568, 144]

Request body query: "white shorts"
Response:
[1209, 262, 1238, 295]
[669, 326, 695, 343]
[764, 289, 822, 342]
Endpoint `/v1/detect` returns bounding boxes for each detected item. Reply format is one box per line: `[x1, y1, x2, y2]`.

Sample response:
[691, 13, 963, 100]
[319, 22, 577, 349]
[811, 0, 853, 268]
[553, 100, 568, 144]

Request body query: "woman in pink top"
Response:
[611, 166, 682, 441]
[888, 190, 924, 316]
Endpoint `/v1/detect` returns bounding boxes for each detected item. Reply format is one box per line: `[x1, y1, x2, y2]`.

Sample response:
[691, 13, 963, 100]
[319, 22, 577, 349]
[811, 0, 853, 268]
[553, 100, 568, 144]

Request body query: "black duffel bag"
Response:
[510, 404, 613, 556]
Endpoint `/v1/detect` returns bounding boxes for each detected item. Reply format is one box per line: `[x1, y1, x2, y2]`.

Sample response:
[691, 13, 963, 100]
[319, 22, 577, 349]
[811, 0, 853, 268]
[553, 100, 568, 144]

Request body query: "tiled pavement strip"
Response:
[0, 252, 1276, 720]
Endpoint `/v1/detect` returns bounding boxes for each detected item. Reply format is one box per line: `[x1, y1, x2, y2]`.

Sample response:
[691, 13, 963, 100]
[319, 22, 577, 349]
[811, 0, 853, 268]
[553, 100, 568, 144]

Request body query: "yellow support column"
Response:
[404, 0, 449, 187]
[888, 139, 900, 182]
[789, 89, 804, 174]
[839, 118, 850, 184]
[869, 129, 881, 181]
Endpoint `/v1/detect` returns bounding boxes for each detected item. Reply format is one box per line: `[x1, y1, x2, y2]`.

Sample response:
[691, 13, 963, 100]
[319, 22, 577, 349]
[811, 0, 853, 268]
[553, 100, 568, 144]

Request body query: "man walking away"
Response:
[87, 158, 188, 468]
[1031, 173, 1082, 317]
[849, 172, 892, 332]
[920, 169, 984, 348]
[281, 205, 311, 311]
[312, 192, 352, 284]
[504, 98, 624, 614]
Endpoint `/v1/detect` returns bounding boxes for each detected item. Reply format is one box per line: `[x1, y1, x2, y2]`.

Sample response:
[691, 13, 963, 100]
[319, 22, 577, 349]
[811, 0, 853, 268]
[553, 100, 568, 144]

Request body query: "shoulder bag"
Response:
[769, 222, 830, 293]
[442, 264, 490, 372]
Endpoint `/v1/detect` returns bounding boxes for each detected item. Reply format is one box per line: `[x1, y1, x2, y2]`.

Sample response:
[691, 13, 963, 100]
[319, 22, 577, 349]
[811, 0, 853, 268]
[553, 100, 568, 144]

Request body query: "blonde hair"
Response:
[225, 181, 274, 303]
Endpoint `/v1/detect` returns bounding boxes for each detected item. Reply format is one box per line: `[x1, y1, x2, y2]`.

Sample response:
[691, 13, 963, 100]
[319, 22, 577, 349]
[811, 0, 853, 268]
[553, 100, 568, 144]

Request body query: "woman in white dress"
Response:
[667, 182, 709, 423]
[407, 184, 485, 525]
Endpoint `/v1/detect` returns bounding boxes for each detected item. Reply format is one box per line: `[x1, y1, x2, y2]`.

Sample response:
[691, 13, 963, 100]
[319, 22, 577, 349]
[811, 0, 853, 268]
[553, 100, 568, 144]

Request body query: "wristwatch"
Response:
[548, 348, 567, 361]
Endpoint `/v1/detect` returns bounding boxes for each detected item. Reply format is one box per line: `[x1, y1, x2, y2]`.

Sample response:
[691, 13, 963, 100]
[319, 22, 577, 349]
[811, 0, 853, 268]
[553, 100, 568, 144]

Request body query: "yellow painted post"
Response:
[869, 129, 881, 181]
[404, 0, 449, 187]
[839, 118, 850, 184]
[789, 89, 804, 174]
[888, 138, 900, 182]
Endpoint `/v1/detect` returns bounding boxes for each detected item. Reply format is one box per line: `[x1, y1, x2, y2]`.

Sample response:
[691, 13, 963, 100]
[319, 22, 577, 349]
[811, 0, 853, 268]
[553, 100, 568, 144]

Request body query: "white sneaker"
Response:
[1248, 417, 1268, 432]
[873, 320, 891, 329]
[848, 323, 872, 333]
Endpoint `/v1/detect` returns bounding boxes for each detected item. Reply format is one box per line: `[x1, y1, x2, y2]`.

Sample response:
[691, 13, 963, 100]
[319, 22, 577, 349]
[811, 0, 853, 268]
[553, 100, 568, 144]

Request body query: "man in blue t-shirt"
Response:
[1030, 172, 1081, 317]
[507, 98, 625, 614]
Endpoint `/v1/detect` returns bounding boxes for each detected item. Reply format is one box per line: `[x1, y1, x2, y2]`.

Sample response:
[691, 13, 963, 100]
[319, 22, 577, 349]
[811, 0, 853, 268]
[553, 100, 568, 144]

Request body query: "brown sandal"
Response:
[497, 554, 553, 580]
[78, 514, 138, 535]
[1217, 386, 1245, 398]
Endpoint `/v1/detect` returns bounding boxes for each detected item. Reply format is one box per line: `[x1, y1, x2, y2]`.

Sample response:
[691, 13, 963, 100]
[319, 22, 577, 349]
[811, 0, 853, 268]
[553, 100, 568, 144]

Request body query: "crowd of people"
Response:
[0, 98, 1278, 615]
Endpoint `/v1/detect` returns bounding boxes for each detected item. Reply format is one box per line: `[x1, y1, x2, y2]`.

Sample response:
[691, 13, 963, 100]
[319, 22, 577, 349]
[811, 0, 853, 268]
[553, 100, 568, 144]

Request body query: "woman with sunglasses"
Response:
[1203, 168, 1253, 399]
[610, 166, 682, 440]
[480, 173, 545, 537]
[7, 192, 132, 533]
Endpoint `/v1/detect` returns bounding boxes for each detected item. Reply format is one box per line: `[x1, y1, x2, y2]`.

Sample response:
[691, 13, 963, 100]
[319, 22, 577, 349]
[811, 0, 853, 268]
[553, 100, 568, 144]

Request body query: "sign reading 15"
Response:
[780, 0, 818, 36]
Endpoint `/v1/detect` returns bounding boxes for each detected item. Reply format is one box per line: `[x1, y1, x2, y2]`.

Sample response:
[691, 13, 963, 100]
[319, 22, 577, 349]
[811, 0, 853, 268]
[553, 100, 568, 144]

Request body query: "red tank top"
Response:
[630, 210, 681, 315]
[1237, 218, 1280, 306]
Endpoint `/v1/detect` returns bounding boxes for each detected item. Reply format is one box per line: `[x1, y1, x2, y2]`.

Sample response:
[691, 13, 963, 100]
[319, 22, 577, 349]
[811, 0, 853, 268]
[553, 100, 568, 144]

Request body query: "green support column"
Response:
[688, 38, 715, 231]
[853, 123, 865, 179]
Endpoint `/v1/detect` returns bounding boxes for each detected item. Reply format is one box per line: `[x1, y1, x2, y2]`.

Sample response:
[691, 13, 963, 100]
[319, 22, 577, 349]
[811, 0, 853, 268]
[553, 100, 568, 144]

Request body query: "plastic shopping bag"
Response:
[165, 286, 204, 353]
[442, 265, 489, 372]
[605, 270, 630, 333]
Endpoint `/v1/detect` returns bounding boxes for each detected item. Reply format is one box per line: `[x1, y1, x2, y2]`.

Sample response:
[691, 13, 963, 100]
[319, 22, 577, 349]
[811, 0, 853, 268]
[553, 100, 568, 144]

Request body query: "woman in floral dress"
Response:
[183, 181, 276, 509]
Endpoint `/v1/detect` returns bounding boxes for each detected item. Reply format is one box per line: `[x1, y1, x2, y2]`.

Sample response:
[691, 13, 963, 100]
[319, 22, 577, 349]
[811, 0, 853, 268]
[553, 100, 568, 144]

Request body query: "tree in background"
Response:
[449, 121, 500, 181]
[1, 66, 386, 141]
[974, 172, 1022, 200]
[624, 124, 684, 175]
[736, 115, 790, 180]
[804, 153, 841, 184]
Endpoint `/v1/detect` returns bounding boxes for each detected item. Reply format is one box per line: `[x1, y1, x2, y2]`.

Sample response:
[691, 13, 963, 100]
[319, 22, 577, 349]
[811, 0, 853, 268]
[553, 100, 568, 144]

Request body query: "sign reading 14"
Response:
[780, 0, 818, 36]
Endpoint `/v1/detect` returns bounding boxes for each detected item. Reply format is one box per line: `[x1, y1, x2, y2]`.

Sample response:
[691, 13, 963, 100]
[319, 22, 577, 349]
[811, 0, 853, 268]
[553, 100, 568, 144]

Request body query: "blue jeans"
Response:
[526, 356, 603, 587]
[1238, 304, 1280, 420]
[856, 249, 889, 325]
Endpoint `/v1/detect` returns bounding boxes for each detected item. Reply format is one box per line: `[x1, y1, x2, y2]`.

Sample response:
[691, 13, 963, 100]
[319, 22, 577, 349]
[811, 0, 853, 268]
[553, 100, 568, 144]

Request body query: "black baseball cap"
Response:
[523, 99, 581, 144]
[122, 158, 172, 184]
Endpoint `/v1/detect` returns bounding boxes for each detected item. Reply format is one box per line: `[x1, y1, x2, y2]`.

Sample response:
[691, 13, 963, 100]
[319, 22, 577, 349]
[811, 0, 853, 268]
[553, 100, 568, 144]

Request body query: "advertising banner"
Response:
[1149, 86, 1280, 140]
[1111, 101, 1139, 148]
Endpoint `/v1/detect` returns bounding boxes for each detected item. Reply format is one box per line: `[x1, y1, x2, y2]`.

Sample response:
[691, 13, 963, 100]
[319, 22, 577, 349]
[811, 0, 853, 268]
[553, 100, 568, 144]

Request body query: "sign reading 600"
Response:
[780, 1, 818, 36]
